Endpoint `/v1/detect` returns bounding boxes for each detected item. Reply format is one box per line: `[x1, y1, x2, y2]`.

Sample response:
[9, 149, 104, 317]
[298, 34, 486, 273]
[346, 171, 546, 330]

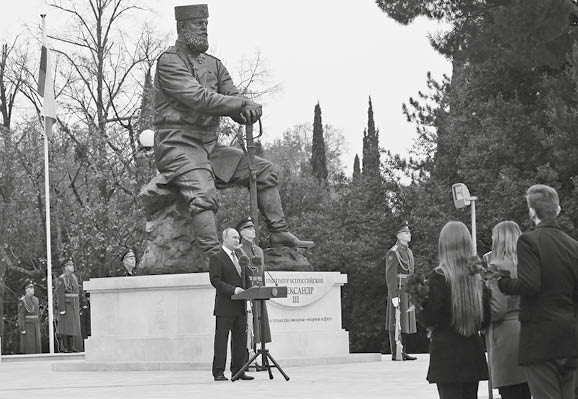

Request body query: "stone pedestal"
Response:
[54, 271, 380, 371]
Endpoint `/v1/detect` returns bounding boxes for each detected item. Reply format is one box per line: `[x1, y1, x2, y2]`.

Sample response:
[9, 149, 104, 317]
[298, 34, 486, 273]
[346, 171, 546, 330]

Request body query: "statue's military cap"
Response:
[395, 221, 410, 235]
[174, 4, 209, 20]
[235, 216, 255, 232]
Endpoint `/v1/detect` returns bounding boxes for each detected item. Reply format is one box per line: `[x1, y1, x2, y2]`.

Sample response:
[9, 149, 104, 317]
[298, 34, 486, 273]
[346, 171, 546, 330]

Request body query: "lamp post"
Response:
[451, 183, 478, 253]
[139, 129, 154, 149]
[137, 129, 156, 181]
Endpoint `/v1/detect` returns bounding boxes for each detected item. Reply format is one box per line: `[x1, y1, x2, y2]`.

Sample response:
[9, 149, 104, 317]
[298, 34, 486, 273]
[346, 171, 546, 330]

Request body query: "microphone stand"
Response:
[263, 264, 278, 287]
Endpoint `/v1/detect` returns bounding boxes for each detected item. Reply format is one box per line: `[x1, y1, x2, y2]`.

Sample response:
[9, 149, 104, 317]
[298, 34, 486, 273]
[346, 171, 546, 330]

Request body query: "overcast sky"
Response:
[1, 0, 451, 173]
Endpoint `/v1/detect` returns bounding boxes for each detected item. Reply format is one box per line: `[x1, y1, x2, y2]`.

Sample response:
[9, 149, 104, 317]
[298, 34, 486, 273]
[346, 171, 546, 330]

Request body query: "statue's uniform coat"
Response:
[154, 40, 245, 186]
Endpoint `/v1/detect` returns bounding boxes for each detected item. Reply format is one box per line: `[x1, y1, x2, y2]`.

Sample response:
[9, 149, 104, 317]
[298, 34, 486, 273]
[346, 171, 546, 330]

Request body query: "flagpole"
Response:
[41, 14, 55, 355]
[43, 118, 55, 355]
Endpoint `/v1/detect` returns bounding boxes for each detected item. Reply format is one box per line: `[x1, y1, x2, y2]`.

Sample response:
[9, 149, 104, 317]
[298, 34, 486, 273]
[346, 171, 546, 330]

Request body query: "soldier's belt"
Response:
[397, 274, 410, 278]
[25, 315, 39, 319]
[65, 293, 78, 297]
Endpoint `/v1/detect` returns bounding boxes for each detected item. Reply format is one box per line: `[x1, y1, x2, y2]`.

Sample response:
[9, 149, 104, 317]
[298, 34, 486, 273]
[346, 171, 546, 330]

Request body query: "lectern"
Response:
[231, 286, 290, 381]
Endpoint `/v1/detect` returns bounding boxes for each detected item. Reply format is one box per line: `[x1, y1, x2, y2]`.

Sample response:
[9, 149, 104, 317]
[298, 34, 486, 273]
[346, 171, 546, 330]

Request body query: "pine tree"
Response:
[352, 154, 361, 182]
[310, 102, 328, 185]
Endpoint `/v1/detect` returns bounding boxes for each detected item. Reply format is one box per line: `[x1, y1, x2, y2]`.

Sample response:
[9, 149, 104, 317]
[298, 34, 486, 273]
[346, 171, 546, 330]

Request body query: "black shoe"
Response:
[237, 373, 255, 380]
[214, 375, 228, 381]
[402, 353, 417, 361]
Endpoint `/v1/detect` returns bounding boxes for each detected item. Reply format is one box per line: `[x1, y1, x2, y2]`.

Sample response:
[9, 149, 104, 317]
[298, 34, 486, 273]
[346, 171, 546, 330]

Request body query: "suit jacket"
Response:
[209, 248, 251, 317]
[498, 219, 578, 364]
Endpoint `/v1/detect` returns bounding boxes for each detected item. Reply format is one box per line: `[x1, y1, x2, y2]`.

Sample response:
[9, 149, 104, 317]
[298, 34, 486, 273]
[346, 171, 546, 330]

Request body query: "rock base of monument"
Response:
[53, 272, 381, 371]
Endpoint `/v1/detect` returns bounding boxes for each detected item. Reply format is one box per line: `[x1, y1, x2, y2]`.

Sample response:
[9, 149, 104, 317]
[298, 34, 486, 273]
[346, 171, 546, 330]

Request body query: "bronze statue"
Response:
[139, 4, 313, 272]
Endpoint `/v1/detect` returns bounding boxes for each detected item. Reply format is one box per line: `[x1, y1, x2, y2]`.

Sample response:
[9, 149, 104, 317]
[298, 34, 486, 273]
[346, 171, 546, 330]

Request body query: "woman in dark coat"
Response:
[418, 221, 490, 399]
[18, 281, 42, 354]
[486, 221, 530, 399]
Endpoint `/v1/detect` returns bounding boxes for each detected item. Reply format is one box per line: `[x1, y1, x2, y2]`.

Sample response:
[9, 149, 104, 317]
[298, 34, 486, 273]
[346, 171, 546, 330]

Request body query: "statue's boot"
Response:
[190, 210, 222, 257]
[258, 187, 314, 249]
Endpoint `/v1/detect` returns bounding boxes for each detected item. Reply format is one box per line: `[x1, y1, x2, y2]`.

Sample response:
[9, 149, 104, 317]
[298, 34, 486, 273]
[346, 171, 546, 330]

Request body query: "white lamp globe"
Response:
[139, 129, 155, 148]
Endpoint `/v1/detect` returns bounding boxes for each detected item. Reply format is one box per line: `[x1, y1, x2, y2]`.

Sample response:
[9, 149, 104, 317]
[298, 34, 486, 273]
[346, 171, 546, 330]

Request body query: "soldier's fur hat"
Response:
[175, 4, 209, 21]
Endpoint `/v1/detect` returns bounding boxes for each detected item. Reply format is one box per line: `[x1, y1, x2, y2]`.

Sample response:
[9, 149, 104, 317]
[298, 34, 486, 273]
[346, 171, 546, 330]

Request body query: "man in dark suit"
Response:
[209, 228, 254, 381]
[499, 184, 578, 398]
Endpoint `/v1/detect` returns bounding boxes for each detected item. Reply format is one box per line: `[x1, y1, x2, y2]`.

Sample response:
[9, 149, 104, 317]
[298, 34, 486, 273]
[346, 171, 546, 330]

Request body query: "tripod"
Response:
[232, 297, 289, 381]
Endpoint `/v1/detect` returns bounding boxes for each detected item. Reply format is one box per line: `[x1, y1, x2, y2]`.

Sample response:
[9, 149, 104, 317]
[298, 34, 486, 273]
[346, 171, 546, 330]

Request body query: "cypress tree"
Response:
[361, 96, 380, 180]
[352, 154, 361, 182]
[137, 68, 154, 132]
[310, 102, 328, 184]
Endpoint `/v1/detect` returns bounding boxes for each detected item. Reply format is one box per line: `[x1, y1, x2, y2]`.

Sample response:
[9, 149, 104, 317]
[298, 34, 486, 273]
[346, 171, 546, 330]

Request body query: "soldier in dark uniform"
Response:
[54, 259, 82, 352]
[18, 281, 41, 354]
[385, 221, 417, 361]
[236, 216, 271, 365]
[111, 249, 138, 277]
[151, 4, 313, 258]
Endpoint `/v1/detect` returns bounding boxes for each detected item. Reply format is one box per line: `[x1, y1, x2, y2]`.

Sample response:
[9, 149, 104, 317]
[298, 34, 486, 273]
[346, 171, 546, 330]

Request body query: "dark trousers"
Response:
[59, 334, 73, 352]
[498, 382, 531, 399]
[524, 359, 576, 399]
[388, 331, 408, 359]
[212, 314, 248, 377]
[436, 382, 479, 399]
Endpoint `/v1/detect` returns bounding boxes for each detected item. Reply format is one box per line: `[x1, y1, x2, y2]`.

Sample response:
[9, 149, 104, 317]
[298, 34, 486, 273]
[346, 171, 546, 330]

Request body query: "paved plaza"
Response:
[0, 354, 495, 399]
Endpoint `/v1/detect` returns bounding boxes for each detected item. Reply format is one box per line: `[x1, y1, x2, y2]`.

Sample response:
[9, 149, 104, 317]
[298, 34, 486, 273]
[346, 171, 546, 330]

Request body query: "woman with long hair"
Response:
[419, 221, 490, 399]
[486, 221, 530, 399]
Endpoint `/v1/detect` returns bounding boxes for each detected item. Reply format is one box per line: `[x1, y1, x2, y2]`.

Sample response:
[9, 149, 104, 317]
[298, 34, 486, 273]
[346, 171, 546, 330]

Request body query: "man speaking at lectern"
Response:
[209, 228, 254, 381]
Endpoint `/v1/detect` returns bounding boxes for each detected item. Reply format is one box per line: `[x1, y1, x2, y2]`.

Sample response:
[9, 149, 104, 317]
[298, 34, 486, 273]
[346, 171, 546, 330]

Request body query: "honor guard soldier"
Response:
[385, 221, 417, 361]
[55, 259, 83, 352]
[236, 216, 272, 367]
[18, 281, 41, 354]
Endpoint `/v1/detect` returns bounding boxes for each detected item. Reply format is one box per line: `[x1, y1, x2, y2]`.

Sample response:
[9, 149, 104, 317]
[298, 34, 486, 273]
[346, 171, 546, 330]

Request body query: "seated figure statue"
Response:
[138, 4, 313, 274]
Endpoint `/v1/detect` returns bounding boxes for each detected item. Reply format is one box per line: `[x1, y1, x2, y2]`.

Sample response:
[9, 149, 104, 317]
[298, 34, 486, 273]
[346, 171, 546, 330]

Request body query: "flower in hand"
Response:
[405, 272, 430, 312]
[467, 256, 509, 280]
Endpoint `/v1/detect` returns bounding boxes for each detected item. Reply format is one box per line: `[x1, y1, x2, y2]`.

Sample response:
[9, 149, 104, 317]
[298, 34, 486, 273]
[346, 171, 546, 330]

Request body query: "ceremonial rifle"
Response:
[393, 275, 404, 361]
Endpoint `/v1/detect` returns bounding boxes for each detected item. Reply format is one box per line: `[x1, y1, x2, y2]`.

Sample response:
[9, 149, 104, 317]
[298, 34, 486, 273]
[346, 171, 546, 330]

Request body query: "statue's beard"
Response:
[183, 30, 209, 53]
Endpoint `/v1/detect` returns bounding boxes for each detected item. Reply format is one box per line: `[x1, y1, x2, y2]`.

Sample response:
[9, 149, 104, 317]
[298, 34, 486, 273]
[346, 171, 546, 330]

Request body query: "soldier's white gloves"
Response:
[391, 297, 399, 308]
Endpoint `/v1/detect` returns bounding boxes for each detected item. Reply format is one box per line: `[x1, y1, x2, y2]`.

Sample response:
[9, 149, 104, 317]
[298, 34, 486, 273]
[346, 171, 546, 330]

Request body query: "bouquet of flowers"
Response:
[405, 272, 430, 312]
[466, 255, 510, 280]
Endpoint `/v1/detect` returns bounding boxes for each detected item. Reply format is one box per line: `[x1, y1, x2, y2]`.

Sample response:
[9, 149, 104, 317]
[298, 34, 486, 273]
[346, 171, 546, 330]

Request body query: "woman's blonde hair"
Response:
[437, 221, 484, 336]
[491, 221, 521, 266]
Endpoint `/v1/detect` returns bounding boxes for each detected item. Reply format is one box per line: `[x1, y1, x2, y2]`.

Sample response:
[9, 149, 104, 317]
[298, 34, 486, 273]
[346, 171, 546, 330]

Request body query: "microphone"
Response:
[238, 255, 250, 268]
[252, 256, 278, 287]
